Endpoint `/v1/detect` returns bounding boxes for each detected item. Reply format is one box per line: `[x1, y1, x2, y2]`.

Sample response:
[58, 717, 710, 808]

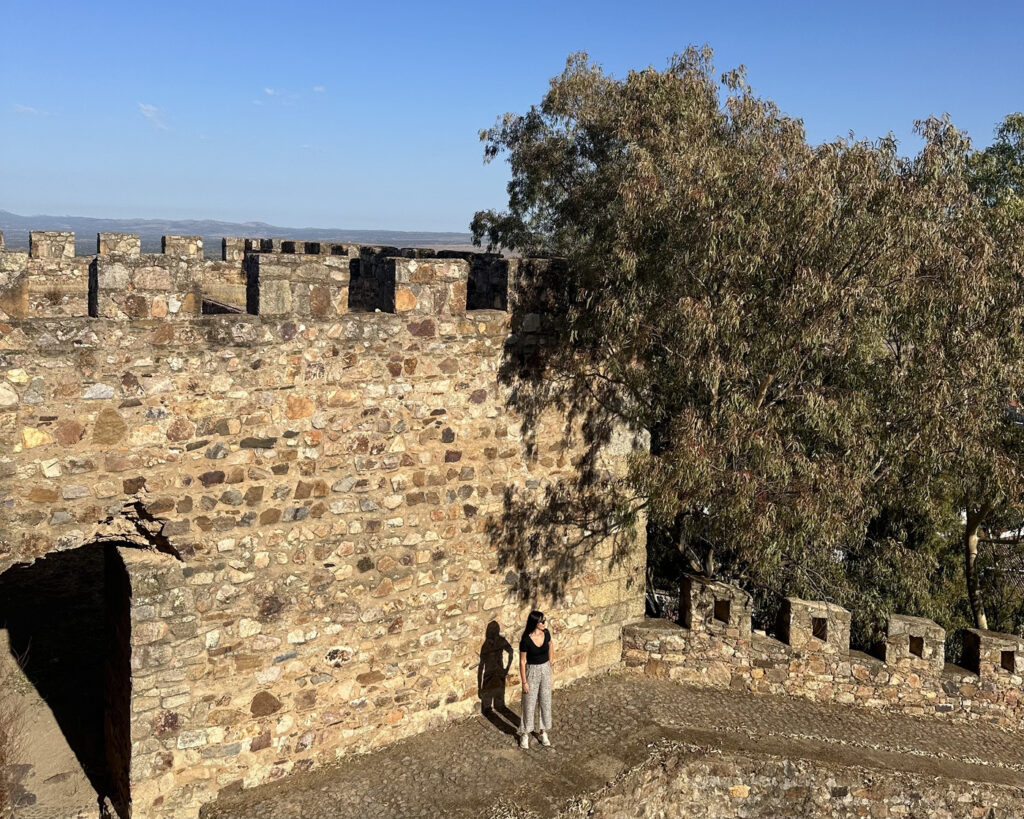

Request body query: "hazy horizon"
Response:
[0, 208, 476, 256]
[0, 207, 474, 238]
[2, 0, 1021, 231]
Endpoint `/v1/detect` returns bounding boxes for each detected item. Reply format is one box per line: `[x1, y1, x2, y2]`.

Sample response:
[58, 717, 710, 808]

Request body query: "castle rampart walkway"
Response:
[203, 671, 1024, 818]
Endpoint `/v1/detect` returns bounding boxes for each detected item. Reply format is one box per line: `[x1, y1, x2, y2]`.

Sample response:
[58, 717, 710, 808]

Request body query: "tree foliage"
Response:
[969, 113, 1024, 220]
[474, 47, 1024, 638]
[867, 117, 1024, 633]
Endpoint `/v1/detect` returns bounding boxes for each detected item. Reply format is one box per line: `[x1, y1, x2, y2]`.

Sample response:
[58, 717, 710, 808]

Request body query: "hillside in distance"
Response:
[0, 210, 478, 256]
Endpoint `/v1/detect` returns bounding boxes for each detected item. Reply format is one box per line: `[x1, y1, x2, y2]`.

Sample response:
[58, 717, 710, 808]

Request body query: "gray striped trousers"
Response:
[519, 661, 552, 734]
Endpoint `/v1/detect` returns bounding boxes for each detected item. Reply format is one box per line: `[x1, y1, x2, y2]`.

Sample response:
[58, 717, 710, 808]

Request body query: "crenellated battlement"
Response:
[97, 232, 142, 256]
[625, 577, 1024, 731]
[0, 230, 517, 326]
[30, 230, 76, 260]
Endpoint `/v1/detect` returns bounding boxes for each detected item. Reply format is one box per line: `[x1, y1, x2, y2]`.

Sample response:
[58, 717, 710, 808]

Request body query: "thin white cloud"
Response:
[252, 99, 263, 105]
[313, 86, 325, 92]
[264, 88, 278, 96]
[14, 104, 50, 116]
[138, 102, 168, 130]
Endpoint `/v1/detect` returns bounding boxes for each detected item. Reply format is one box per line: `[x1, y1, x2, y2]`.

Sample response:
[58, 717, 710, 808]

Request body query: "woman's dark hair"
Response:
[522, 610, 545, 639]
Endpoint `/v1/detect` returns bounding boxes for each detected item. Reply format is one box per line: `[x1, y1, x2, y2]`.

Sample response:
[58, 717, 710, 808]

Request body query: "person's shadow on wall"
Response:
[478, 620, 518, 736]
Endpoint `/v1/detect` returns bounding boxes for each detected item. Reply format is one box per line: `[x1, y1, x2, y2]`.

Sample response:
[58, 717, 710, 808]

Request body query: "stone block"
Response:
[92, 255, 200, 319]
[280, 239, 312, 254]
[588, 639, 622, 670]
[962, 628, 1024, 679]
[247, 253, 349, 317]
[392, 259, 468, 315]
[588, 579, 621, 609]
[257, 279, 292, 316]
[30, 230, 75, 260]
[466, 255, 510, 311]
[393, 258, 465, 285]
[593, 623, 622, 646]
[680, 574, 752, 641]
[222, 237, 246, 262]
[98, 233, 141, 256]
[162, 235, 203, 257]
[778, 598, 850, 655]
[885, 614, 945, 674]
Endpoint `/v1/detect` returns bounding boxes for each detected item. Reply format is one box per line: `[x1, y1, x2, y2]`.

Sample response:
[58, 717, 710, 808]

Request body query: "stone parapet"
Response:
[162, 235, 203, 258]
[885, 613, 945, 673]
[244, 252, 350, 318]
[963, 628, 1024, 680]
[778, 597, 850, 656]
[624, 604, 1024, 731]
[680, 574, 752, 642]
[393, 258, 468, 317]
[244, 238, 360, 256]
[584, 737, 1024, 819]
[92, 251, 201, 319]
[222, 237, 245, 263]
[30, 230, 75, 260]
[0, 230, 515, 323]
[98, 232, 142, 256]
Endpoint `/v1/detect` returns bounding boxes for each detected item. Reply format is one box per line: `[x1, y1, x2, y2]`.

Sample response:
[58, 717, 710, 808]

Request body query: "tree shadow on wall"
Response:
[489, 260, 646, 603]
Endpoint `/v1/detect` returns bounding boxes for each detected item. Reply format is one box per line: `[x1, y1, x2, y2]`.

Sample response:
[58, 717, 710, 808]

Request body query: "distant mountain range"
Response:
[0, 210, 477, 255]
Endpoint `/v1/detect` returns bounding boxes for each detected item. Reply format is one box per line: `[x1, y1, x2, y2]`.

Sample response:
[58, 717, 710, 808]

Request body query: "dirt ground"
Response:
[1, 634, 97, 819]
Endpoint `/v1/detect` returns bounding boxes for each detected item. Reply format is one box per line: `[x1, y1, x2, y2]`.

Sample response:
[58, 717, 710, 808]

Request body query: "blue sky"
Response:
[1, 0, 1021, 232]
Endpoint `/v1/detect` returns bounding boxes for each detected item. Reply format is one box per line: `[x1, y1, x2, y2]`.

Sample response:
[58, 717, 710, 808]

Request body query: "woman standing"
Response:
[517, 610, 553, 749]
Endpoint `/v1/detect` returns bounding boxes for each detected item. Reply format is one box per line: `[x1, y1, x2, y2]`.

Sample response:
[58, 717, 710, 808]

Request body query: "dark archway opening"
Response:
[0, 543, 133, 818]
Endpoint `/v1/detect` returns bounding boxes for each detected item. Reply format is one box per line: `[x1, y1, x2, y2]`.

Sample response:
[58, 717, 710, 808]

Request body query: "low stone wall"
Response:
[579, 740, 1024, 819]
[623, 575, 1024, 730]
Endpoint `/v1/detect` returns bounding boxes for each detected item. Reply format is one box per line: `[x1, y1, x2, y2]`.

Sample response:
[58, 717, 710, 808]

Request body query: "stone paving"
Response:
[203, 671, 1024, 818]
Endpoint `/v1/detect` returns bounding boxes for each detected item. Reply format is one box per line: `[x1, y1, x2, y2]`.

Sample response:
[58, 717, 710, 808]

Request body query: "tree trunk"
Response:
[965, 505, 990, 630]
[702, 545, 715, 578]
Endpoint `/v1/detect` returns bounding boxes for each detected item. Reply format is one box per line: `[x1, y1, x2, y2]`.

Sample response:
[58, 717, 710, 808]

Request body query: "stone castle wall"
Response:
[0, 231, 645, 818]
[624, 575, 1024, 730]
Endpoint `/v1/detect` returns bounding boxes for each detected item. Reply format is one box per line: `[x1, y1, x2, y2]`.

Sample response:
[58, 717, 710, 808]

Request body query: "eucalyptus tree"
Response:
[870, 116, 1024, 630]
[969, 113, 1024, 220]
[476, 48, 910, 603]
[474, 49, 1024, 627]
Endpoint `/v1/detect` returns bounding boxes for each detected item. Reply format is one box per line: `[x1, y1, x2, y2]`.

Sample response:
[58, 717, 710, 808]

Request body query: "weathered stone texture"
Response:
[778, 596, 851, 655]
[98, 232, 143, 257]
[680, 573, 752, 641]
[626, 584, 1024, 732]
[886, 613, 946, 673]
[583, 740, 1024, 819]
[0, 232, 643, 819]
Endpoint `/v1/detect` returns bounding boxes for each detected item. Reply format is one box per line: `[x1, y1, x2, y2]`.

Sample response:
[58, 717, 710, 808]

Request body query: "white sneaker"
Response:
[538, 731, 551, 747]
[519, 733, 529, 750]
